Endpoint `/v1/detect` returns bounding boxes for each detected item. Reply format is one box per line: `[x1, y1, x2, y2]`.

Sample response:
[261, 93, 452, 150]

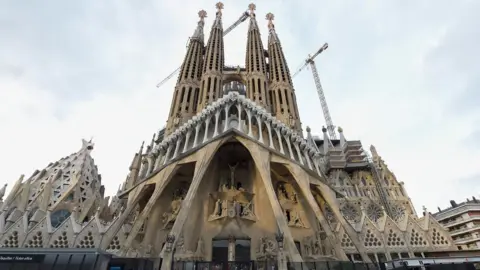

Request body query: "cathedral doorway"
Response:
[234, 239, 251, 262]
[211, 238, 252, 262]
[212, 239, 229, 262]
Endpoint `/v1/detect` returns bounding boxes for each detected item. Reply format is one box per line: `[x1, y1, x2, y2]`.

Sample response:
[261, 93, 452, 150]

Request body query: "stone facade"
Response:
[0, 2, 455, 269]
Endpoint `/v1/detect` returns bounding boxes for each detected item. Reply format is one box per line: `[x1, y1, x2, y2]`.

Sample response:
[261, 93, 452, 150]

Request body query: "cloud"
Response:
[1, 0, 479, 215]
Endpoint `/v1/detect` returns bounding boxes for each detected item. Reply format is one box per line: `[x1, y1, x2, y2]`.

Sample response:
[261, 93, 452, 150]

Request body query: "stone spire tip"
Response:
[215, 2, 224, 17]
[248, 3, 256, 16]
[198, 10, 207, 21]
[266, 12, 275, 30]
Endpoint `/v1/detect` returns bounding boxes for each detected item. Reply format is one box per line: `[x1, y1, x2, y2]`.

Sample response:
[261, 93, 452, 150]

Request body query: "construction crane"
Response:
[156, 11, 250, 88]
[292, 43, 337, 140]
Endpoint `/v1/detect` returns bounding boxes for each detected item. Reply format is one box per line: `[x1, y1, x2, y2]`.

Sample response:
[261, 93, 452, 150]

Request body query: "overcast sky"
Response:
[1, 0, 479, 214]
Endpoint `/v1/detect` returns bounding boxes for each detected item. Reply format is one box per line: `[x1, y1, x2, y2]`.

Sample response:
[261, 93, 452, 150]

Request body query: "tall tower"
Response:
[165, 10, 206, 136]
[197, 2, 225, 112]
[245, 3, 270, 110]
[266, 13, 302, 133]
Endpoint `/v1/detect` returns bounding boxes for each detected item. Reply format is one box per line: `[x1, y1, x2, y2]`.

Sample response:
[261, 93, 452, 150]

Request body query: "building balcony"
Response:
[454, 234, 480, 245]
[450, 225, 480, 236]
[442, 216, 480, 228]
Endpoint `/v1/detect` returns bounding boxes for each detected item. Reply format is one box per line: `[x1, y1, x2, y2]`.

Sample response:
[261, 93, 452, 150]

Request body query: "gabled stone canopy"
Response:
[127, 91, 328, 191]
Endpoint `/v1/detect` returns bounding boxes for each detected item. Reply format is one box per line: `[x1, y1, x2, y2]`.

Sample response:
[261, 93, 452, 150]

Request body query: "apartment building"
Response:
[433, 197, 480, 250]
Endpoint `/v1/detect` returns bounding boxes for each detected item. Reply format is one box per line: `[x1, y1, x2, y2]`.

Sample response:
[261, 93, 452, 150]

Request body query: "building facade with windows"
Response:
[0, 2, 457, 270]
[433, 198, 480, 250]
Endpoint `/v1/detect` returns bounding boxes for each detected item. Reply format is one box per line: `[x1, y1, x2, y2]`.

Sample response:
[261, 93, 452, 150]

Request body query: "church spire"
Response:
[165, 10, 207, 136]
[245, 3, 270, 110]
[197, 2, 225, 112]
[266, 13, 302, 133]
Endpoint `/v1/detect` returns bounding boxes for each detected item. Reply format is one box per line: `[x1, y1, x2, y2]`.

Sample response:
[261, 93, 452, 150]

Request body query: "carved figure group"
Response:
[256, 237, 277, 258]
[219, 162, 246, 192]
[209, 198, 255, 220]
[162, 198, 182, 228]
[285, 209, 306, 227]
[277, 183, 298, 203]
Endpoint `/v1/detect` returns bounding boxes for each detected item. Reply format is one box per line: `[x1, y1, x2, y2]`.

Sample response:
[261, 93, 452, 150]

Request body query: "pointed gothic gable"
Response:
[106, 226, 128, 256]
[47, 216, 75, 248]
[338, 226, 356, 252]
[382, 218, 407, 250]
[414, 212, 454, 249]
[73, 219, 102, 248]
[22, 217, 49, 248]
[0, 215, 27, 248]
[406, 217, 429, 250]
[360, 219, 384, 249]
[427, 220, 452, 248]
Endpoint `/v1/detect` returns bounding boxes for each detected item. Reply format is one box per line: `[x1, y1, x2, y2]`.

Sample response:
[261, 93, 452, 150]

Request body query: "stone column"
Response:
[228, 235, 236, 261]
[276, 233, 288, 270]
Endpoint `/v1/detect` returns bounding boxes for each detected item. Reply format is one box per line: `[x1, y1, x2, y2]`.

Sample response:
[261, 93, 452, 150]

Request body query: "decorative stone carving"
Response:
[209, 164, 256, 222]
[366, 203, 383, 222]
[209, 195, 256, 222]
[195, 237, 205, 258]
[174, 235, 205, 261]
[341, 203, 360, 223]
[286, 209, 307, 228]
[256, 237, 277, 259]
[391, 203, 406, 222]
[302, 232, 335, 260]
[324, 205, 336, 224]
[162, 187, 186, 229]
[145, 244, 153, 257]
[276, 182, 306, 228]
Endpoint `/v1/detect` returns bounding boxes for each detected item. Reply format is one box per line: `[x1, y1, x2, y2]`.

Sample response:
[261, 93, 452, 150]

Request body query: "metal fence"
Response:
[171, 261, 381, 270]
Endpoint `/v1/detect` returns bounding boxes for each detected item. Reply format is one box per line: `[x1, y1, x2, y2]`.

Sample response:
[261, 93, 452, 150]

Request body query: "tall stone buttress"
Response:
[165, 10, 206, 136]
[266, 13, 302, 133]
[197, 2, 225, 112]
[245, 3, 270, 110]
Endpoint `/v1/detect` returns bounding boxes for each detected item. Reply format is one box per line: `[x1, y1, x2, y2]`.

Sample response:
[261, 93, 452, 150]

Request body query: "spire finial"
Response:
[198, 10, 207, 22]
[215, 2, 224, 16]
[266, 12, 275, 30]
[248, 3, 256, 16]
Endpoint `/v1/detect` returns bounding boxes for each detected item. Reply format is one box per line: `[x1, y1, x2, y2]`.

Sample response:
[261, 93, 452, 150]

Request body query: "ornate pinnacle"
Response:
[266, 12, 275, 30]
[216, 2, 224, 13]
[248, 3, 256, 15]
[198, 10, 207, 21]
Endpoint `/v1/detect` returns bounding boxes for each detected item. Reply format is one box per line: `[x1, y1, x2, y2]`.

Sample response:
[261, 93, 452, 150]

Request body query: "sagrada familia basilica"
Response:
[0, 2, 456, 269]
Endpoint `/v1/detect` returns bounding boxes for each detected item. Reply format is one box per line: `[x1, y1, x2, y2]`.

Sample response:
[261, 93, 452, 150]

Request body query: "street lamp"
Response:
[276, 232, 284, 249]
[165, 234, 175, 252]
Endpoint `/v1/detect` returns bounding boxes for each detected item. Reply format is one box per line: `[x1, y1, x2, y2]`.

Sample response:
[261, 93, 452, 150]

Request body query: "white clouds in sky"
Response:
[1, 0, 479, 213]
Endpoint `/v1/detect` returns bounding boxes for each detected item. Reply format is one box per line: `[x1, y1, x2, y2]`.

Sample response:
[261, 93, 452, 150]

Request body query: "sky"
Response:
[0, 0, 479, 215]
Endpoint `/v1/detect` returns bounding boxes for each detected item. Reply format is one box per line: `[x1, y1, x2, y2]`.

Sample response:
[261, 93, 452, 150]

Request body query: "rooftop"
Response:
[433, 197, 480, 217]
